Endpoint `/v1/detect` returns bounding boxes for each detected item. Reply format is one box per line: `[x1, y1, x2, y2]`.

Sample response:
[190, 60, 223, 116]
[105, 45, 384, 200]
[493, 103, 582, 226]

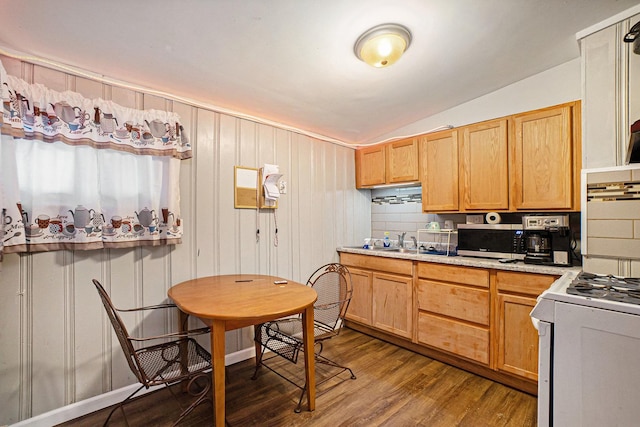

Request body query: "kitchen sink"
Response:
[340, 245, 454, 256]
[381, 248, 418, 254]
[340, 245, 397, 251]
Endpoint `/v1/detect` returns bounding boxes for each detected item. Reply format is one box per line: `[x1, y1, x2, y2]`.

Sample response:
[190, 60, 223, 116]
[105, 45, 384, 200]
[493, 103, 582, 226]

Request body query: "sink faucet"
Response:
[397, 232, 406, 248]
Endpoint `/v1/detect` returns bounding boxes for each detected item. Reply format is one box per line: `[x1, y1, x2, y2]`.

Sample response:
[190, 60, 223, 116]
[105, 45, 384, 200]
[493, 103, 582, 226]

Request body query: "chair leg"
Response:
[251, 345, 266, 380]
[316, 353, 357, 380]
[102, 384, 146, 426]
[172, 373, 212, 426]
[292, 354, 356, 414]
[295, 385, 307, 413]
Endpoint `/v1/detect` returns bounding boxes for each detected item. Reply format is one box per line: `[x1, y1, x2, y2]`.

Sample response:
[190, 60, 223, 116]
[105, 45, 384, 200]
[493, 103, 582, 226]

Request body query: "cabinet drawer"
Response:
[496, 271, 558, 296]
[417, 262, 489, 288]
[417, 312, 489, 365]
[340, 253, 413, 276]
[417, 279, 489, 325]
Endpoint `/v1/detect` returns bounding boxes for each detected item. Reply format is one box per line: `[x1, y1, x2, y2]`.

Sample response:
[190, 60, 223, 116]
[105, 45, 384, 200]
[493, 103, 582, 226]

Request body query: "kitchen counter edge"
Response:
[337, 247, 581, 276]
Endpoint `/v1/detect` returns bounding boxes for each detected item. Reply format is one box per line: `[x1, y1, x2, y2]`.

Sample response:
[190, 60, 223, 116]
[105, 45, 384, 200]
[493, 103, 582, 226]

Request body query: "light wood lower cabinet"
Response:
[345, 267, 373, 325]
[494, 271, 558, 381]
[372, 272, 413, 338]
[340, 251, 562, 392]
[340, 253, 413, 338]
[416, 262, 490, 365]
[495, 293, 539, 380]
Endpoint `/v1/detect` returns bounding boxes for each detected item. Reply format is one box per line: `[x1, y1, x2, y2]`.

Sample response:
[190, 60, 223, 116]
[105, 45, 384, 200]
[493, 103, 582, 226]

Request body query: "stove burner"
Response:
[568, 273, 640, 304]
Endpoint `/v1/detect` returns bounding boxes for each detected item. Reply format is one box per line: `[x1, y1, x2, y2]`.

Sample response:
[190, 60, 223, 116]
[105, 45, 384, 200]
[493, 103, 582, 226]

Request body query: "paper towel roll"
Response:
[486, 212, 501, 224]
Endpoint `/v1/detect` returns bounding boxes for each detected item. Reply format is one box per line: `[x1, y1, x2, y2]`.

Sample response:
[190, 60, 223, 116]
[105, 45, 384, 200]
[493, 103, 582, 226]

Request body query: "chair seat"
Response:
[136, 338, 211, 387]
[258, 318, 337, 364]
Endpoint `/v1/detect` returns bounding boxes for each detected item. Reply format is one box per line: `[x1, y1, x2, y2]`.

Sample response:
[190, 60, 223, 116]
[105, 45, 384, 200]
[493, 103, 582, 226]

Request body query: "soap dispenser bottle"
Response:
[383, 232, 391, 247]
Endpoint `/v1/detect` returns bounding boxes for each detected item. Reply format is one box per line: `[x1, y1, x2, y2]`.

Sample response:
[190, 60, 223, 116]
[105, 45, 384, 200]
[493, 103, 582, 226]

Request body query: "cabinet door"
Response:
[496, 293, 539, 380]
[512, 105, 573, 210]
[386, 137, 419, 183]
[460, 119, 509, 210]
[344, 267, 372, 325]
[372, 272, 413, 338]
[420, 129, 459, 211]
[355, 145, 385, 188]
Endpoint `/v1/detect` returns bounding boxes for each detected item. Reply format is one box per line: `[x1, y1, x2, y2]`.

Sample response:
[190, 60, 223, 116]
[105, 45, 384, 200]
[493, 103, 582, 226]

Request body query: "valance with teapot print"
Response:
[1, 74, 191, 159]
[0, 59, 187, 257]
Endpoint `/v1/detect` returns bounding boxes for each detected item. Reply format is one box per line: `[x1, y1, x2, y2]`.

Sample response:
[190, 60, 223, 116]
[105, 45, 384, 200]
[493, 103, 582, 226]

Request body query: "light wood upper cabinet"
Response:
[511, 103, 579, 210]
[460, 119, 509, 210]
[356, 102, 581, 212]
[386, 137, 419, 183]
[355, 137, 419, 188]
[355, 144, 386, 187]
[420, 129, 459, 211]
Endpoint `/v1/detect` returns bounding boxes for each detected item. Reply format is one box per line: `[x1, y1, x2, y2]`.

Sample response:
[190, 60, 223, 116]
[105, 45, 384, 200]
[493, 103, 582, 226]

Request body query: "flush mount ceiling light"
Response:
[354, 23, 412, 68]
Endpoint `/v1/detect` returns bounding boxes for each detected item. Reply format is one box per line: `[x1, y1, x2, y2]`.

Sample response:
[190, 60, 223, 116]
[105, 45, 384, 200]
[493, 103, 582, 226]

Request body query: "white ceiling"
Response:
[0, 1, 638, 145]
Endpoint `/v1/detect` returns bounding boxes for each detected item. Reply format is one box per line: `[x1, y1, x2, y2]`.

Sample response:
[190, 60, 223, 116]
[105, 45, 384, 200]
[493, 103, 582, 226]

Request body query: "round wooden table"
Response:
[168, 274, 318, 426]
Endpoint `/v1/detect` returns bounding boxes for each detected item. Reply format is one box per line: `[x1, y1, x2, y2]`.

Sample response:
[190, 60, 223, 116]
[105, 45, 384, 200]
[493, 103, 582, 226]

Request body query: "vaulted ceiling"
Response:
[0, 1, 638, 144]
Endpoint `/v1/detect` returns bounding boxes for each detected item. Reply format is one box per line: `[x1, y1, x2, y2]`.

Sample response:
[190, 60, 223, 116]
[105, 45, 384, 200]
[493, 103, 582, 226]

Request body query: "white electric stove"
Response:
[531, 271, 640, 427]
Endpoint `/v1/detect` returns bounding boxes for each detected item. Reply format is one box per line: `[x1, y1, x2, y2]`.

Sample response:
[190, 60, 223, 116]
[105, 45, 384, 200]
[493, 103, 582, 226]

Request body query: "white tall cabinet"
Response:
[580, 8, 640, 276]
[581, 12, 640, 168]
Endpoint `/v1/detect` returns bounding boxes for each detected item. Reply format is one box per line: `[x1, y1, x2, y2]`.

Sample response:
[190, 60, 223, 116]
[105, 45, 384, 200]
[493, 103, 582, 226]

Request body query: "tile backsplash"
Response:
[369, 186, 581, 251]
[370, 187, 463, 247]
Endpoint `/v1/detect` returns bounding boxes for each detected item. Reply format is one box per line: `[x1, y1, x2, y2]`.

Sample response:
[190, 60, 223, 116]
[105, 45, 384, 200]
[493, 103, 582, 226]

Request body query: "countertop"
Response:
[337, 246, 582, 276]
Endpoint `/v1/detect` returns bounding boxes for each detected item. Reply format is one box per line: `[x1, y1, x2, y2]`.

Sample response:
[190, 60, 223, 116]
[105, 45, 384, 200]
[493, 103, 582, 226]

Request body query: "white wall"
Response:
[0, 55, 371, 425]
[373, 58, 581, 144]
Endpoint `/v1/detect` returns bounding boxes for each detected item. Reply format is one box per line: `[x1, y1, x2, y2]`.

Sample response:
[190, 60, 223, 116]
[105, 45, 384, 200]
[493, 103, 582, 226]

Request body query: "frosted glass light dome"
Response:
[354, 24, 412, 68]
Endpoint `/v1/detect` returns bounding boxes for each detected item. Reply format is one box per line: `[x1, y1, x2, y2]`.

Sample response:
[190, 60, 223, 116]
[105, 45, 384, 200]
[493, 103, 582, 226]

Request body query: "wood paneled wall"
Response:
[0, 55, 371, 424]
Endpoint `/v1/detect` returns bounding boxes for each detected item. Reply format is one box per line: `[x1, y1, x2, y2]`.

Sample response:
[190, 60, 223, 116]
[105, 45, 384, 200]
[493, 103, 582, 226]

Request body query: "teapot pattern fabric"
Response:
[0, 59, 185, 256]
[1, 73, 191, 160]
[9, 204, 182, 251]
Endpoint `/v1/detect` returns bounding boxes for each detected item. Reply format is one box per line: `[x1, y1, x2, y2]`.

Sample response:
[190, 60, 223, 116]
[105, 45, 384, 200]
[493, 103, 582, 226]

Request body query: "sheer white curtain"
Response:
[0, 60, 191, 257]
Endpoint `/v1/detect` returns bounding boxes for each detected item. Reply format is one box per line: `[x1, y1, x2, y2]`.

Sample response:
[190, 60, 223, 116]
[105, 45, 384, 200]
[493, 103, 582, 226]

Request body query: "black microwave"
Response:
[457, 224, 526, 259]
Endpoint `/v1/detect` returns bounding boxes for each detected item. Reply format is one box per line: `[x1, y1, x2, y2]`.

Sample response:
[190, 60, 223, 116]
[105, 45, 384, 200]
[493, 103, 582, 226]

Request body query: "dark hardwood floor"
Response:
[58, 328, 537, 427]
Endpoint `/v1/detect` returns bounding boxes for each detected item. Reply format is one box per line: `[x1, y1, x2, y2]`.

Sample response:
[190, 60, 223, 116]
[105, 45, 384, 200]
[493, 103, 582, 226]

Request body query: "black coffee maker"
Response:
[522, 215, 572, 266]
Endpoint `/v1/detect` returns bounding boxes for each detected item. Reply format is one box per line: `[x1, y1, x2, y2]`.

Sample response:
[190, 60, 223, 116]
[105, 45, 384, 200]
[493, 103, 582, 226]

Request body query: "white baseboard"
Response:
[10, 348, 255, 427]
[10, 383, 162, 427]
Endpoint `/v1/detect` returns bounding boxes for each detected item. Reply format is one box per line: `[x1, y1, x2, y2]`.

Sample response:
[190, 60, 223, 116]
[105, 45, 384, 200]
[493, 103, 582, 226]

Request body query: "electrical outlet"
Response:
[279, 181, 287, 194]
